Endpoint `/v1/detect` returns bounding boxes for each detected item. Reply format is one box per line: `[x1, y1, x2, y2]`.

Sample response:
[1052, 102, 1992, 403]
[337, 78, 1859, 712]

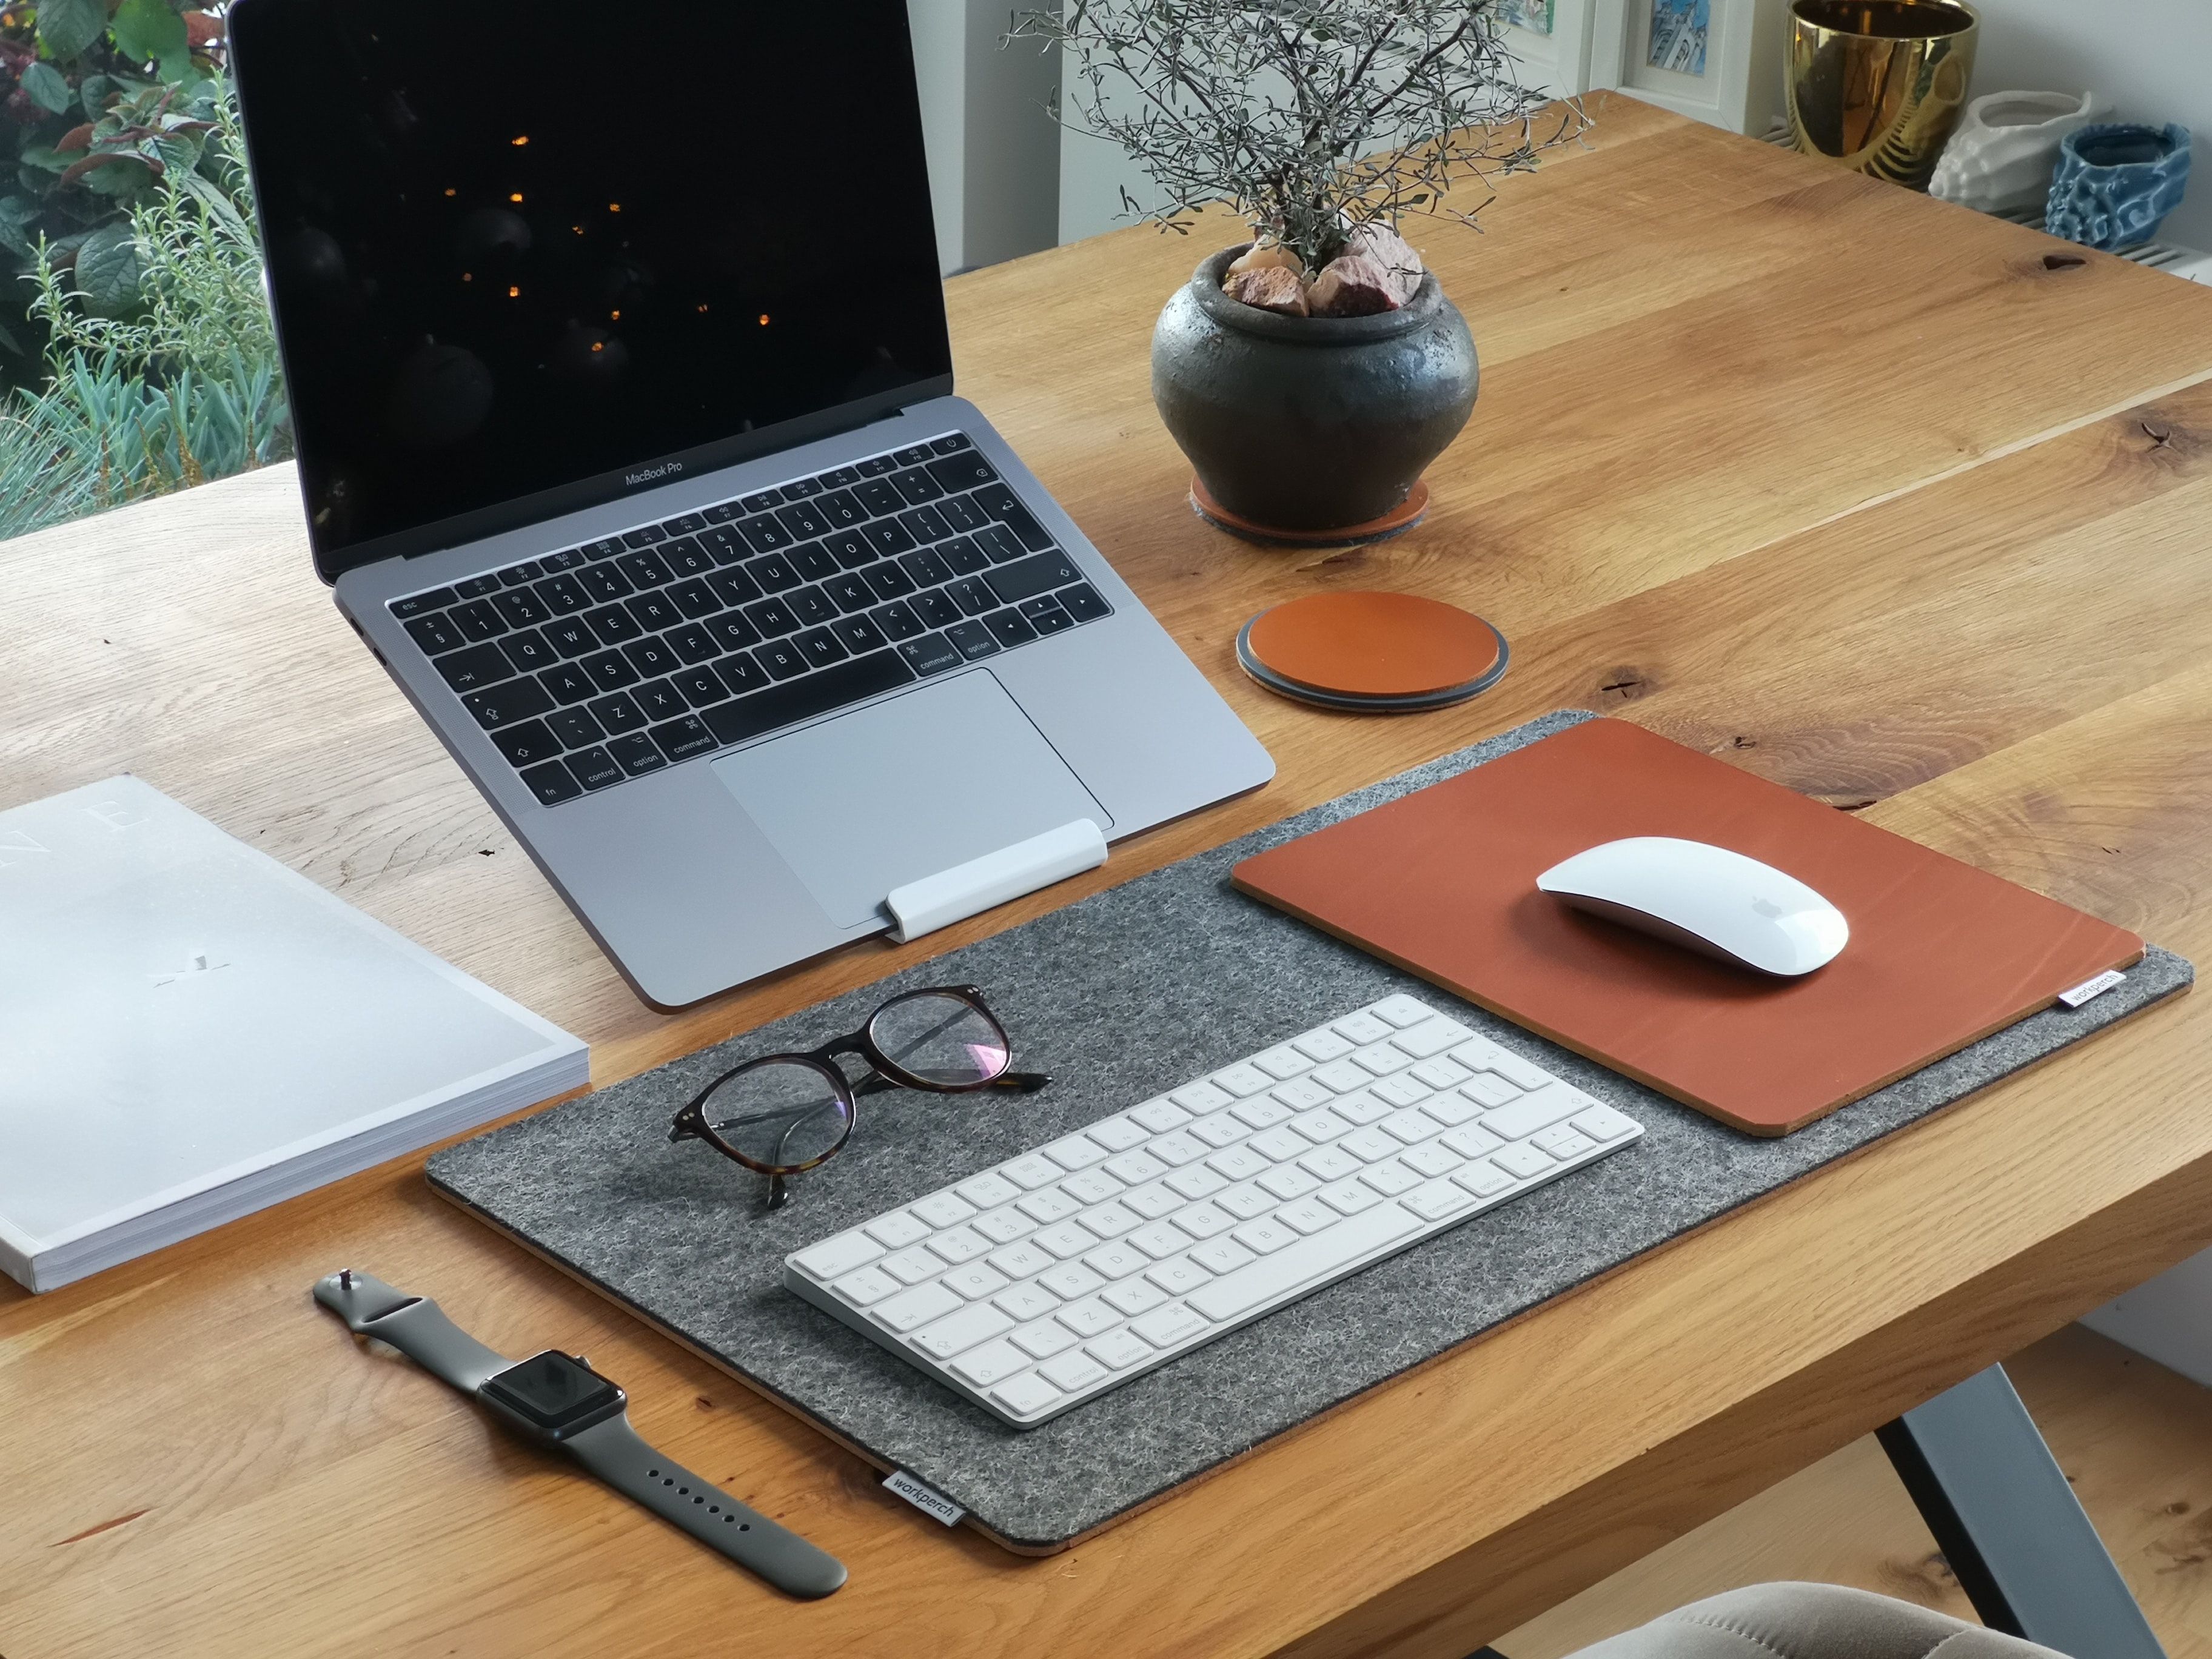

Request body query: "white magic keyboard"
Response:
[782, 994, 1643, 1427]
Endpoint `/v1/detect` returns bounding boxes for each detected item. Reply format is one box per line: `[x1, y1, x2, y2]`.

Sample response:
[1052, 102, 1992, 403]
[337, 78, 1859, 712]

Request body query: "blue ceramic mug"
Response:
[2045, 122, 2193, 250]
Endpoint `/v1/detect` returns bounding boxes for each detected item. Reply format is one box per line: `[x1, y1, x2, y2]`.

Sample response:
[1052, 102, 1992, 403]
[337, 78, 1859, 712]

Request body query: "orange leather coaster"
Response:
[1241, 591, 1505, 705]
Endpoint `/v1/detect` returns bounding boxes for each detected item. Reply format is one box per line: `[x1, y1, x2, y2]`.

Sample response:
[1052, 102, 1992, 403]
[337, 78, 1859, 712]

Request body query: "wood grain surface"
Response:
[6, 96, 2212, 1658]
[1498, 1324, 2212, 1657]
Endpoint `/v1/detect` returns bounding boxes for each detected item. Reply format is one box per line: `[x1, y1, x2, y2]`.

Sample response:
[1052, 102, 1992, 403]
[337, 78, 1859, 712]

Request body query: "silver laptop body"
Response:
[232, 0, 1270, 1007]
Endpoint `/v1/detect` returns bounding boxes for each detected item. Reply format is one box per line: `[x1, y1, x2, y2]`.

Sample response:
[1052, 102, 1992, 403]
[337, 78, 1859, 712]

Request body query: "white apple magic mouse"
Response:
[1535, 836, 1849, 977]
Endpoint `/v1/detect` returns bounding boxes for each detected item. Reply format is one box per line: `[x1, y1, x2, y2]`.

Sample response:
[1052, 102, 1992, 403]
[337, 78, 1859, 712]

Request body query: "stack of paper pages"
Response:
[0, 776, 587, 1292]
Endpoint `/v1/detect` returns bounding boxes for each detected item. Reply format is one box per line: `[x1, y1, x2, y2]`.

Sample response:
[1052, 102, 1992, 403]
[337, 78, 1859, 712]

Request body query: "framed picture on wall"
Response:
[1495, 0, 1597, 104]
[1587, 0, 1787, 135]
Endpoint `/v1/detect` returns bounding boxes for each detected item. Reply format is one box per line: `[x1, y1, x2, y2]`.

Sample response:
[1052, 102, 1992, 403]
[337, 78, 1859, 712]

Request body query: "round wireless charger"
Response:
[1235, 591, 1509, 712]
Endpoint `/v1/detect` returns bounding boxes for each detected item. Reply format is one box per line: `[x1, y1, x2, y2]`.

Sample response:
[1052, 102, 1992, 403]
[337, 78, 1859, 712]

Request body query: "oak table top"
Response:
[8, 97, 2212, 1658]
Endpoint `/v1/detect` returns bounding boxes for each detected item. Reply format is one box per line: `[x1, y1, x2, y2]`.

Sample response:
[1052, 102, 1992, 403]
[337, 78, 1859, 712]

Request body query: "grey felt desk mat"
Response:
[429, 709, 2193, 1550]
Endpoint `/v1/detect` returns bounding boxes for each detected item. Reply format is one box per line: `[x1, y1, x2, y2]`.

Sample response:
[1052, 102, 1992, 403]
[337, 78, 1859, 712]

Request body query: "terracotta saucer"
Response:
[1235, 590, 1509, 712]
[1190, 477, 1429, 546]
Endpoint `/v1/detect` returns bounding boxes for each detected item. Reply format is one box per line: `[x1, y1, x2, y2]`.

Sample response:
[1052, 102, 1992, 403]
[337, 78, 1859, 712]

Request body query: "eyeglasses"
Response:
[667, 985, 1048, 1210]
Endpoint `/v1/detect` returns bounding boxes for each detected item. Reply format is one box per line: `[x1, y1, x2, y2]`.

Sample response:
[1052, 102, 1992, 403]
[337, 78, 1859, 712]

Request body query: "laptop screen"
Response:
[229, 0, 953, 578]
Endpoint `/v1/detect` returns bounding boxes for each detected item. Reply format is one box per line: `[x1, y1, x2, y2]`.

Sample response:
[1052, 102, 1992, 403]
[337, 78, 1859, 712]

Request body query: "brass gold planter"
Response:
[1788, 1, 1979, 190]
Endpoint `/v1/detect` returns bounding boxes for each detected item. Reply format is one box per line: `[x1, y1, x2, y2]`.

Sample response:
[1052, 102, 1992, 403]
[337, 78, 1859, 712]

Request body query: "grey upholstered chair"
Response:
[1561, 1583, 2066, 1658]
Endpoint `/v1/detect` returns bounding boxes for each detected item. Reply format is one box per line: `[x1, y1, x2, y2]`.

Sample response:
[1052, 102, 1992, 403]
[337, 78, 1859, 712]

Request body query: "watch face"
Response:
[481, 1351, 623, 1433]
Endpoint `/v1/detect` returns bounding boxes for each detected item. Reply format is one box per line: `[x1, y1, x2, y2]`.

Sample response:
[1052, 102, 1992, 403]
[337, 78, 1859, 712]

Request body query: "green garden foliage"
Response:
[0, 82, 288, 541]
[1, 0, 227, 372]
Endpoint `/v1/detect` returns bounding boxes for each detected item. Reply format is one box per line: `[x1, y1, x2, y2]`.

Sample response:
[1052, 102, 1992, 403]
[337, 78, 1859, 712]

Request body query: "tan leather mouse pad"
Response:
[1232, 717, 2146, 1135]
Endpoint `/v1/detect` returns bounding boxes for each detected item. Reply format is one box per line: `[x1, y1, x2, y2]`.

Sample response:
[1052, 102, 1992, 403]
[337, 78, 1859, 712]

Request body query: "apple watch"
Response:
[313, 1269, 845, 1598]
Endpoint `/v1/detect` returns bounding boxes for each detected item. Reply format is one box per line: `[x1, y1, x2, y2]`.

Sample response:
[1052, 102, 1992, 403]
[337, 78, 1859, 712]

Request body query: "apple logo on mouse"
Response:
[1535, 836, 1849, 977]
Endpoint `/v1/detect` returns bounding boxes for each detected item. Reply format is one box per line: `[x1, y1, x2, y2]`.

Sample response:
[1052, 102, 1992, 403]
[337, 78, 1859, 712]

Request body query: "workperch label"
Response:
[883, 1469, 965, 1527]
[2058, 969, 2127, 1009]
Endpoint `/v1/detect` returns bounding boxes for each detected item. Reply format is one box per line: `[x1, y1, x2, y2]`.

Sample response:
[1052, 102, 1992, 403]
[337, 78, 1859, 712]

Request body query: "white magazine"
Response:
[0, 776, 588, 1292]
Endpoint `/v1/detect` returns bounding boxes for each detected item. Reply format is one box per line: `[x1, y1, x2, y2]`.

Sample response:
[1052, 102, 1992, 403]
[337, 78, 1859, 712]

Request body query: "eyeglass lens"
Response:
[871, 991, 1010, 1087]
[696, 1060, 854, 1173]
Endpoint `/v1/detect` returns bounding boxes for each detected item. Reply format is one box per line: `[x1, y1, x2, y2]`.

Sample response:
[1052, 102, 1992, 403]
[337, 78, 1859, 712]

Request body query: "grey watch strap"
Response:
[313, 1270, 512, 1390]
[566, 1415, 847, 1598]
[313, 1269, 846, 1597]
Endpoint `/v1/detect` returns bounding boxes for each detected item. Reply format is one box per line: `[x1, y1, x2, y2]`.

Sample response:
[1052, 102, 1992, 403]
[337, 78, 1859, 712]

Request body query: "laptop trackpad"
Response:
[711, 670, 1108, 929]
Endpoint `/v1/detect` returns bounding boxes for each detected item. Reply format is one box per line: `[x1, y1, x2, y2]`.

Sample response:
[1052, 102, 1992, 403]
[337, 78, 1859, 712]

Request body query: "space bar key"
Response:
[702, 651, 917, 745]
[1187, 1203, 1424, 1322]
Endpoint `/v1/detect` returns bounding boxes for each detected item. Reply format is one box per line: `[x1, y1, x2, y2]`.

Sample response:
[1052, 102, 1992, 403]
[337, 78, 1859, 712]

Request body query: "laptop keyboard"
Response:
[384, 433, 1114, 805]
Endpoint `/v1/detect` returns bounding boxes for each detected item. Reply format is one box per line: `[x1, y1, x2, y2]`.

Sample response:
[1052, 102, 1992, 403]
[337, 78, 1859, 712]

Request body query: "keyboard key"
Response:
[1057, 582, 1111, 622]
[1102, 1278, 1167, 1318]
[435, 643, 514, 693]
[1086, 1330, 1151, 1370]
[1196, 1201, 1423, 1321]
[518, 760, 581, 805]
[606, 732, 667, 776]
[539, 663, 595, 705]
[454, 573, 503, 599]
[912, 1303, 1011, 1359]
[897, 504, 954, 546]
[862, 559, 919, 600]
[545, 706, 606, 749]
[794, 626, 848, 668]
[788, 582, 839, 622]
[1532, 1125, 1597, 1160]
[567, 746, 623, 790]
[930, 432, 973, 454]
[1361, 1160, 1424, 1197]
[651, 717, 717, 761]
[1492, 1143, 1555, 1179]
[1022, 598, 1076, 635]
[580, 650, 640, 692]
[714, 651, 770, 696]
[1036, 1261, 1105, 1301]
[831, 1266, 899, 1307]
[927, 451, 998, 493]
[662, 537, 715, 578]
[1482, 1084, 1587, 1141]
[667, 623, 721, 665]
[1009, 1316, 1076, 1357]
[736, 514, 795, 555]
[972, 484, 1055, 550]
[1572, 1105, 1638, 1141]
[668, 578, 723, 620]
[390, 587, 457, 620]
[499, 629, 558, 674]
[464, 679, 554, 729]
[888, 465, 945, 505]
[754, 639, 807, 680]
[742, 595, 802, 636]
[941, 1262, 1009, 1300]
[403, 612, 464, 655]
[971, 523, 1027, 565]
[1081, 1242, 1148, 1281]
[491, 588, 551, 629]
[1405, 1181, 1476, 1221]
[1454, 1161, 1515, 1198]
[703, 612, 764, 657]
[956, 1171, 1022, 1209]
[950, 1339, 1028, 1389]
[972, 1207, 1032, 1245]
[491, 720, 560, 768]
[991, 1373, 1062, 1418]
[700, 650, 916, 745]
[1038, 1350, 1108, 1392]
[620, 526, 667, 549]
[634, 680, 689, 722]
[576, 563, 634, 604]
[535, 574, 591, 614]
[672, 665, 732, 708]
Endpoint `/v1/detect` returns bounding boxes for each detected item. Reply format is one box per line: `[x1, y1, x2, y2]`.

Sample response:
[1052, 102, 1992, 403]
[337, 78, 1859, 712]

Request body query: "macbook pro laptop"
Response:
[228, 0, 1272, 1007]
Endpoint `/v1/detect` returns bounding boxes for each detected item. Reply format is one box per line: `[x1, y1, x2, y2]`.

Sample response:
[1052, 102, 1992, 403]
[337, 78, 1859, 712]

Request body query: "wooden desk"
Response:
[6, 98, 2212, 1658]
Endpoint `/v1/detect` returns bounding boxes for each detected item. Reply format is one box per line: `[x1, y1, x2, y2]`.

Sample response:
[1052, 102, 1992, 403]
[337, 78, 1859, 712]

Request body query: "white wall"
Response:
[908, 0, 1062, 274]
[1966, 0, 2210, 250]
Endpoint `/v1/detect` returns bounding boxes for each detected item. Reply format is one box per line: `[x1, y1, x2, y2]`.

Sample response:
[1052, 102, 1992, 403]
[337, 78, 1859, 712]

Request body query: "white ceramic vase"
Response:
[1929, 90, 2109, 217]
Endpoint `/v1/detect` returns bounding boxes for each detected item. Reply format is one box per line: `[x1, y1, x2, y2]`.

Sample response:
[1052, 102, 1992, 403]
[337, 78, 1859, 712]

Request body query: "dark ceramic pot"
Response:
[1151, 244, 1478, 535]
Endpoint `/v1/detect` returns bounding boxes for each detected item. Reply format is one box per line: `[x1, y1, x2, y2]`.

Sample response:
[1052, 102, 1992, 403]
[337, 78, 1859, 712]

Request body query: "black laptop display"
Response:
[230, 0, 951, 578]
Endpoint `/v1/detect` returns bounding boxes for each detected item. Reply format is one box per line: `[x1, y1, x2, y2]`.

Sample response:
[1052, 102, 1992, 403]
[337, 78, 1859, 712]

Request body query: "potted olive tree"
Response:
[1014, 1, 1581, 542]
